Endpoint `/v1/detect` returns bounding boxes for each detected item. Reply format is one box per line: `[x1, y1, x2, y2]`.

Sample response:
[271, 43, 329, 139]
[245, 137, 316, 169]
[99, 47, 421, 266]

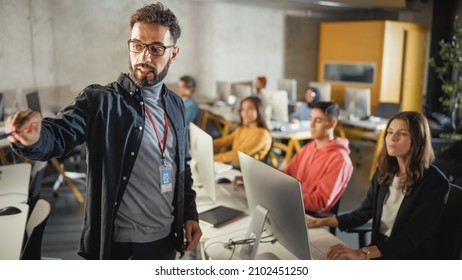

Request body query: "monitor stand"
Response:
[239, 204, 268, 260]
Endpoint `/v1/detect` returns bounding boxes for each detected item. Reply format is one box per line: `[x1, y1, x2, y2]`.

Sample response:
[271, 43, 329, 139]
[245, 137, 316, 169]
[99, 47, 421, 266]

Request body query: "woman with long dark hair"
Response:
[308, 111, 449, 259]
[213, 96, 271, 167]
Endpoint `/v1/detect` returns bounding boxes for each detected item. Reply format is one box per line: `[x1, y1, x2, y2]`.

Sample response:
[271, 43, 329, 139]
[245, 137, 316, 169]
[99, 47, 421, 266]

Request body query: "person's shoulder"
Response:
[426, 164, 450, 183]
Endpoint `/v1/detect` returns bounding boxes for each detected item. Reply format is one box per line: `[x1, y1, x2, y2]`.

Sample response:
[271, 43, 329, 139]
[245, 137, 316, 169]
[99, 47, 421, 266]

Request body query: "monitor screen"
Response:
[277, 79, 297, 103]
[189, 123, 217, 204]
[238, 152, 312, 260]
[344, 87, 371, 119]
[261, 89, 289, 123]
[309, 81, 331, 101]
[216, 81, 232, 104]
[25, 91, 42, 114]
[231, 83, 253, 109]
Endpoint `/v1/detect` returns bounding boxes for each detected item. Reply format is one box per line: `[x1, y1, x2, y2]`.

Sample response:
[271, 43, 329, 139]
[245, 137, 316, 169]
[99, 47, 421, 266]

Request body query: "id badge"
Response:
[159, 164, 173, 193]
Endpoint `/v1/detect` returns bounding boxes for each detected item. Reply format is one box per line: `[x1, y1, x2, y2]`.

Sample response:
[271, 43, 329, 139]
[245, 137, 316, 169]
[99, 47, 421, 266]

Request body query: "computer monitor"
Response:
[216, 81, 232, 104]
[344, 87, 371, 119]
[261, 89, 289, 123]
[189, 123, 217, 204]
[238, 152, 312, 260]
[309, 81, 331, 101]
[231, 83, 253, 109]
[0, 93, 4, 121]
[25, 91, 42, 114]
[277, 79, 297, 103]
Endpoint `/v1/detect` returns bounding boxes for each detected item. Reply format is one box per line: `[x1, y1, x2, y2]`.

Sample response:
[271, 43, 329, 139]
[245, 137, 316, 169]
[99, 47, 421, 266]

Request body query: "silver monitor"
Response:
[261, 89, 289, 123]
[309, 81, 331, 101]
[231, 83, 253, 109]
[216, 81, 232, 104]
[277, 79, 297, 103]
[238, 152, 312, 259]
[189, 123, 216, 204]
[344, 87, 371, 119]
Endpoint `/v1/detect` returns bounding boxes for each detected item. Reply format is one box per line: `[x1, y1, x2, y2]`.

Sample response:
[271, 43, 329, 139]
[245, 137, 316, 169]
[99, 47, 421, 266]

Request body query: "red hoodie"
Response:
[283, 137, 353, 213]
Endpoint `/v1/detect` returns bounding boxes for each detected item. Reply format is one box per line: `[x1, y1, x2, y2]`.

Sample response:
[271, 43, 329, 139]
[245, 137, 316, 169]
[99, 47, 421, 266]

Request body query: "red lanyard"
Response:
[144, 104, 169, 163]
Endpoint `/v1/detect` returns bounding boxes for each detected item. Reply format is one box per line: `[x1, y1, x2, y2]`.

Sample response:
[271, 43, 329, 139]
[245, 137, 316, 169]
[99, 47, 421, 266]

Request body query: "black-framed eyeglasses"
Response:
[127, 40, 175, 56]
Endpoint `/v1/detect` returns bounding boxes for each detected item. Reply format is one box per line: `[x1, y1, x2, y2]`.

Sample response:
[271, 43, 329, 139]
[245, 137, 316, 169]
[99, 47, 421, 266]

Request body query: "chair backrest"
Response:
[21, 199, 51, 260]
[29, 161, 48, 209]
[376, 102, 400, 119]
[0, 92, 4, 121]
[438, 183, 462, 259]
[25, 90, 42, 114]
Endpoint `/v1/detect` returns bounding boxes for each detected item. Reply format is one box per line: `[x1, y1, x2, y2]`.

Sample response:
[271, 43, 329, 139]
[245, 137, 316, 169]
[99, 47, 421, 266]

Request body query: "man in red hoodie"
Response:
[283, 101, 353, 213]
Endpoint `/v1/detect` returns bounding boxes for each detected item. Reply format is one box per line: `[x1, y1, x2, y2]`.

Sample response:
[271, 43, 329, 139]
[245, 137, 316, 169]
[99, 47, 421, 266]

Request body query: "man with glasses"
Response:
[5, 3, 201, 260]
[283, 101, 353, 214]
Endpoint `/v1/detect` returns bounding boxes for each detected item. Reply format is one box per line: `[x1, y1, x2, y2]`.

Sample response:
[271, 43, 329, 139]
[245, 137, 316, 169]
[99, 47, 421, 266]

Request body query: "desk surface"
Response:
[0, 203, 29, 260]
[269, 121, 311, 139]
[199, 103, 240, 123]
[339, 116, 388, 131]
[0, 163, 32, 197]
[203, 226, 343, 260]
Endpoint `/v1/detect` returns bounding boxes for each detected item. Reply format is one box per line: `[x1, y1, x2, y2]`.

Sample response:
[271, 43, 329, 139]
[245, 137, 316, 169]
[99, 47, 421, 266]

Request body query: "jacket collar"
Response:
[116, 73, 141, 98]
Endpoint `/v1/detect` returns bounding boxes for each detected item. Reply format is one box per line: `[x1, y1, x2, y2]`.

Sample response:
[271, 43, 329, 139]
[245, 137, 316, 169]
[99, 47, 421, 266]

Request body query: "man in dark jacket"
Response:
[5, 2, 202, 260]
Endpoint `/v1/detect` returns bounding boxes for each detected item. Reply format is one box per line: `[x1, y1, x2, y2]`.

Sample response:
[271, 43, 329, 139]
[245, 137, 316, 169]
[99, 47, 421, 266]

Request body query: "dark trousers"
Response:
[110, 235, 176, 260]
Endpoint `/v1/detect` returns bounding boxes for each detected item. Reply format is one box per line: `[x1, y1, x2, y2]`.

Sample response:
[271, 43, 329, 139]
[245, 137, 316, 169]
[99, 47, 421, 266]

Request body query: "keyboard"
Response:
[310, 245, 327, 260]
[214, 162, 233, 174]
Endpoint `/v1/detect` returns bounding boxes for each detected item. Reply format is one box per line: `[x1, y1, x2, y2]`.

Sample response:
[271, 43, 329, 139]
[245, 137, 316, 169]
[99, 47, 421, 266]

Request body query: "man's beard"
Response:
[129, 60, 171, 87]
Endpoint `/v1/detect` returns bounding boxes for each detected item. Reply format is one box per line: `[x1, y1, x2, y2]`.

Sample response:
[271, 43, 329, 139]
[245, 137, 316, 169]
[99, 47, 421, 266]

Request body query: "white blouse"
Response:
[379, 176, 405, 237]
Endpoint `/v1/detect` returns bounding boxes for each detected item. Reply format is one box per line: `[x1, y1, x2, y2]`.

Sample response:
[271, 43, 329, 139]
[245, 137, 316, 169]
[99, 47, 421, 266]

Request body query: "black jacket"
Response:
[12, 73, 198, 259]
[337, 165, 449, 259]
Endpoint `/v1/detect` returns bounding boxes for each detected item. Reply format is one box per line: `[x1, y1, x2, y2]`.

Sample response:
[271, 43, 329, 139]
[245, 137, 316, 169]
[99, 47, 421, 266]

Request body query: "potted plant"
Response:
[429, 17, 462, 135]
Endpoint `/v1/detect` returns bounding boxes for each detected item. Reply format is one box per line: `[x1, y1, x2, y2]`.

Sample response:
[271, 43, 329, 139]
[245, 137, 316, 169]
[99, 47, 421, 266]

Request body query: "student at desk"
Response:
[284, 101, 353, 213]
[309, 111, 449, 260]
[289, 87, 320, 123]
[213, 96, 271, 168]
[177, 75, 199, 138]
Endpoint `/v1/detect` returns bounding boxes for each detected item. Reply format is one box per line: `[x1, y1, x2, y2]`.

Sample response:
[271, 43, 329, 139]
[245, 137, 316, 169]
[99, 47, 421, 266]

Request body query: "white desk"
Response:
[0, 163, 32, 198]
[268, 121, 312, 168]
[339, 115, 388, 131]
[203, 226, 343, 260]
[195, 183, 250, 242]
[0, 203, 29, 260]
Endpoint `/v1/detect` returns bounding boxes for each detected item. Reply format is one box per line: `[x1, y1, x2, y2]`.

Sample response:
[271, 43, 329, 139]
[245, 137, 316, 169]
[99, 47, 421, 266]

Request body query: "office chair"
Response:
[21, 199, 51, 260]
[0, 92, 4, 121]
[375, 102, 400, 119]
[437, 183, 462, 259]
[28, 160, 48, 211]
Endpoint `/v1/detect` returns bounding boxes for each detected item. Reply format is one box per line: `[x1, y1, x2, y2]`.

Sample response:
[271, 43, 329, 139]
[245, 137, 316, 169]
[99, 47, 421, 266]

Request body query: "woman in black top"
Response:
[309, 111, 449, 259]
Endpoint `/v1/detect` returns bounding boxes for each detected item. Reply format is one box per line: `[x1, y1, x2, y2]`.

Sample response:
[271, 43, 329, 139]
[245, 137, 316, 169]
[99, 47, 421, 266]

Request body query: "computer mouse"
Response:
[0, 206, 22, 216]
[216, 177, 232, 184]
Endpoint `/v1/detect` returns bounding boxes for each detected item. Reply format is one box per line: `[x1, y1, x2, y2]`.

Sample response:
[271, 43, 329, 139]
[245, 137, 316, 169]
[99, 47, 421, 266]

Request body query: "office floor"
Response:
[39, 140, 374, 260]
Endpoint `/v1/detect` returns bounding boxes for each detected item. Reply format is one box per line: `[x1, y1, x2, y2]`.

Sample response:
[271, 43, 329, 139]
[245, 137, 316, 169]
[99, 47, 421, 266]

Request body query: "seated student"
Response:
[284, 101, 353, 213]
[213, 96, 272, 168]
[177, 75, 199, 136]
[254, 76, 267, 96]
[308, 111, 450, 260]
[289, 87, 320, 123]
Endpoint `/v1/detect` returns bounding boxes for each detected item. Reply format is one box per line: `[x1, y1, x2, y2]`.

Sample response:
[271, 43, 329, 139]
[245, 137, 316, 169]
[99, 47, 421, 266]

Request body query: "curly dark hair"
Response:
[130, 2, 181, 44]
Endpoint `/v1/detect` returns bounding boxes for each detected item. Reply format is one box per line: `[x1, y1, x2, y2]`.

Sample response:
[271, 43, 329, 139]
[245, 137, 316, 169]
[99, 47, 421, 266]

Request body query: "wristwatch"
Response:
[360, 247, 370, 260]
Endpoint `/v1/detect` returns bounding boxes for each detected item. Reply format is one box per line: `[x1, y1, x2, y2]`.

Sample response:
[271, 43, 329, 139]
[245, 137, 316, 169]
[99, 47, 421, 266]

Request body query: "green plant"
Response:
[429, 17, 462, 110]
